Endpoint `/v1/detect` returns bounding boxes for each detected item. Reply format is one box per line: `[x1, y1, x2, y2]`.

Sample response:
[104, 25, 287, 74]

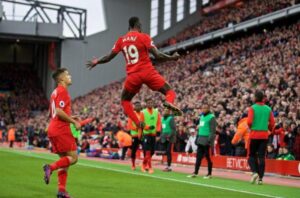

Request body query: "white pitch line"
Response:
[0, 149, 283, 198]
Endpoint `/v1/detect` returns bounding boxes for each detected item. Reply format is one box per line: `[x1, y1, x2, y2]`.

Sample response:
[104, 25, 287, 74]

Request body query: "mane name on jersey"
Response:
[122, 36, 137, 42]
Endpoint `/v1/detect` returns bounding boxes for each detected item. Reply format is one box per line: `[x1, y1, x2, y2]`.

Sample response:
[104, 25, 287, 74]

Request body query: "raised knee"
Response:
[71, 155, 78, 165]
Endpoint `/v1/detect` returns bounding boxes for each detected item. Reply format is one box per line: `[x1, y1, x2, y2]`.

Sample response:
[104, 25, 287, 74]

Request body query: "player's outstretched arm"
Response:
[150, 47, 180, 61]
[56, 108, 81, 129]
[86, 51, 118, 70]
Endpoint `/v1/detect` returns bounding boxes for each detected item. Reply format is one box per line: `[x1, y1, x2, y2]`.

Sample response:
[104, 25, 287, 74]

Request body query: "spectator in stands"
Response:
[293, 126, 300, 160]
[266, 144, 277, 159]
[37, 127, 48, 148]
[0, 128, 3, 143]
[175, 126, 188, 152]
[0, 117, 6, 129]
[277, 146, 295, 160]
[283, 122, 296, 152]
[218, 126, 234, 156]
[274, 123, 286, 148]
[80, 137, 90, 153]
[102, 132, 113, 148]
[185, 128, 197, 154]
[276, 147, 284, 160]
[27, 123, 35, 148]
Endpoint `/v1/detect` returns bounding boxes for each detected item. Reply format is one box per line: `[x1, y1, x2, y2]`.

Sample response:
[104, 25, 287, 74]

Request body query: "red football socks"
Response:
[50, 157, 71, 171]
[58, 169, 68, 192]
[143, 156, 148, 167]
[131, 157, 136, 167]
[143, 151, 150, 167]
[146, 151, 152, 168]
[165, 90, 176, 104]
[121, 100, 140, 126]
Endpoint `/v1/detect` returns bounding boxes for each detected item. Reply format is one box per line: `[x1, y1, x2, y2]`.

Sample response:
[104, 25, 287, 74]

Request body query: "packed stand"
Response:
[0, 65, 48, 148]
[159, 0, 297, 47]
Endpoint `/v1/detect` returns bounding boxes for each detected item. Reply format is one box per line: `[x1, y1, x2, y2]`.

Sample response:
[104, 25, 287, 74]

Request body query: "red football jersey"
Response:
[48, 85, 71, 137]
[112, 31, 156, 74]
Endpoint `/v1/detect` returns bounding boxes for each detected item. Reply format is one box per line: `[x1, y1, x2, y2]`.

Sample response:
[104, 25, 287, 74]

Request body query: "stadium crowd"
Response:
[0, 65, 48, 124]
[159, 0, 298, 47]
[0, 7, 299, 162]
[0, 65, 48, 147]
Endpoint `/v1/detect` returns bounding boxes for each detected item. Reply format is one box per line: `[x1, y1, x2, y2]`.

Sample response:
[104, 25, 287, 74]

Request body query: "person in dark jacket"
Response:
[266, 144, 277, 159]
[188, 103, 216, 179]
[160, 108, 176, 172]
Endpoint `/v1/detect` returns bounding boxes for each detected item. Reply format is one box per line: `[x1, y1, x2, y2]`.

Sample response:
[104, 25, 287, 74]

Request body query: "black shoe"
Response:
[57, 191, 71, 198]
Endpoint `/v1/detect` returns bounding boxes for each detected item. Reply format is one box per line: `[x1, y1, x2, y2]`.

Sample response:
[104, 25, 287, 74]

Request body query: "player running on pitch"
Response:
[86, 16, 182, 132]
[43, 68, 81, 198]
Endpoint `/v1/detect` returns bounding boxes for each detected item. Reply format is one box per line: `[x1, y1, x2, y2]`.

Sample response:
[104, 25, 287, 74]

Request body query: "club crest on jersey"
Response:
[52, 90, 57, 96]
[59, 101, 65, 108]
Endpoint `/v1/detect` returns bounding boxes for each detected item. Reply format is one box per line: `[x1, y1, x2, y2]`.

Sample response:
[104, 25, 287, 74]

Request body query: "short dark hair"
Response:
[112, 126, 121, 135]
[52, 68, 67, 83]
[255, 90, 264, 102]
[145, 97, 153, 102]
[241, 112, 248, 119]
[129, 16, 140, 29]
[201, 102, 210, 108]
[133, 101, 141, 105]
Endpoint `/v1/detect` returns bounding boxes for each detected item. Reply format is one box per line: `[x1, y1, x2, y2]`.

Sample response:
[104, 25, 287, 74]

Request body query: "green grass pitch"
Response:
[0, 148, 299, 198]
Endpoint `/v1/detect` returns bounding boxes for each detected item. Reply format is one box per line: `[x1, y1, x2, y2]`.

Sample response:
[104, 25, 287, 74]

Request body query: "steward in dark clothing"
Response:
[160, 108, 176, 172]
[188, 104, 216, 178]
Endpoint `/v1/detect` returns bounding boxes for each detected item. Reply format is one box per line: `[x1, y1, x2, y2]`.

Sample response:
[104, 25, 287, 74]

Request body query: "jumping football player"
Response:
[87, 16, 182, 132]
